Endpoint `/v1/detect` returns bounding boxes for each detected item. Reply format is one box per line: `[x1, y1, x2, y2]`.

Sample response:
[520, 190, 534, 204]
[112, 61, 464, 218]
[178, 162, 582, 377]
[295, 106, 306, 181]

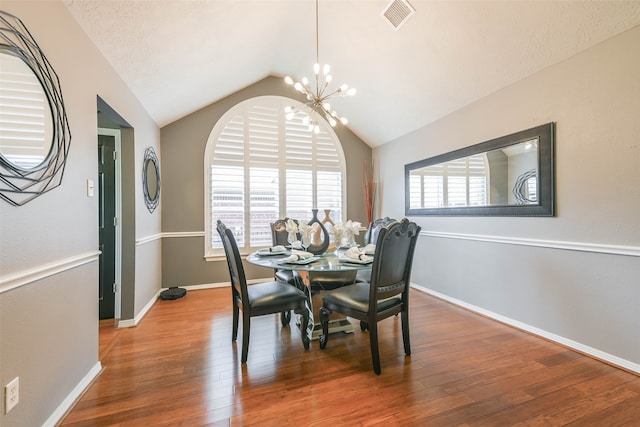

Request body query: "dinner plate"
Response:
[256, 250, 288, 257]
[339, 257, 373, 265]
[277, 256, 319, 265]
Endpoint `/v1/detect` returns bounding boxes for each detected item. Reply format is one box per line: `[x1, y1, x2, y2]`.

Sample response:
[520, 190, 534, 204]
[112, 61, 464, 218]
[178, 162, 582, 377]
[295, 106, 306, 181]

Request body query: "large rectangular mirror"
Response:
[405, 122, 555, 216]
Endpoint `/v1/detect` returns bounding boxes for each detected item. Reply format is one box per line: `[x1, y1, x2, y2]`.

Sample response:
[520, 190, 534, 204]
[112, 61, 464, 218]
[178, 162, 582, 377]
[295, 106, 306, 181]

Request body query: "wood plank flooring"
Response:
[60, 287, 640, 426]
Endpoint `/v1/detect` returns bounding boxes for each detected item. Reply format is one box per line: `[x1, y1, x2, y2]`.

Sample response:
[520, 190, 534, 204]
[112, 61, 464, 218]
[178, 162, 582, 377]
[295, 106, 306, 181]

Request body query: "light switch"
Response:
[87, 179, 94, 197]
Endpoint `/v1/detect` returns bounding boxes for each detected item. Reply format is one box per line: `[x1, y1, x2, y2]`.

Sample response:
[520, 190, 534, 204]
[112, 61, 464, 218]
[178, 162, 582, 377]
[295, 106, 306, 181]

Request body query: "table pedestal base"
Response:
[311, 317, 354, 340]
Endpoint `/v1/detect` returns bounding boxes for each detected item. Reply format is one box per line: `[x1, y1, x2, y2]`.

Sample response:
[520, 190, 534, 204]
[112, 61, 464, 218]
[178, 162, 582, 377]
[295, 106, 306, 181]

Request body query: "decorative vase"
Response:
[315, 209, 334, 243]
[321, 209, 335, 226]
[306, 209, 330, 255]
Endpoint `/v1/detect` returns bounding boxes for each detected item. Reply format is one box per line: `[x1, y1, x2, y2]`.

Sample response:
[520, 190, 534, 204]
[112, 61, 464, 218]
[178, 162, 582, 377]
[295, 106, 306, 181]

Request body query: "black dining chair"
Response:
[270, 218, 300, 284]
[319, 218, 421, 374]
[356, 216, 397, 283]
[216, 220, 310, 363]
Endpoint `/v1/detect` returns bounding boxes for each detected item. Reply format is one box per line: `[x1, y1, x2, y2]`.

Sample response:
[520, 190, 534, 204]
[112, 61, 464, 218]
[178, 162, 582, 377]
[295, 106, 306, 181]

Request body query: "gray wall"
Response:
[375, 26, 640, 369]
[0, 2, 162, 425]
[160, 76, 372, 287]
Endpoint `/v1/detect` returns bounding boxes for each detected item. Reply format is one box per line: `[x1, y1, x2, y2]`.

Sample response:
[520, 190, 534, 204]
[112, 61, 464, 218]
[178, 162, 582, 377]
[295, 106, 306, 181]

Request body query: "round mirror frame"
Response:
[142, 147, 160, 213]
[0, 11, 71, 206]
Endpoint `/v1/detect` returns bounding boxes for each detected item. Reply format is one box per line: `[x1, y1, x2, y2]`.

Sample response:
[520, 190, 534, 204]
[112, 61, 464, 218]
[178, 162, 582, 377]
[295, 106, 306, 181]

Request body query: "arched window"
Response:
[204, 96, 346, 257]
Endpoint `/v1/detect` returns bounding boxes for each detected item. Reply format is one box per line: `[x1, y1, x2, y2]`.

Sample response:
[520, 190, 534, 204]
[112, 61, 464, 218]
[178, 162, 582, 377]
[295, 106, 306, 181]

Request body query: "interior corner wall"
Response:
[375, 26, 640, 368]
[0, 1, 161, 425]
[160, 76, 372, 288]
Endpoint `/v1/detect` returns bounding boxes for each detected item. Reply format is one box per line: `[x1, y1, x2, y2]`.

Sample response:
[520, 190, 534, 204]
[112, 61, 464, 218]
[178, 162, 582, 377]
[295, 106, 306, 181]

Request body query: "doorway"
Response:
[98, 129, 122, 320]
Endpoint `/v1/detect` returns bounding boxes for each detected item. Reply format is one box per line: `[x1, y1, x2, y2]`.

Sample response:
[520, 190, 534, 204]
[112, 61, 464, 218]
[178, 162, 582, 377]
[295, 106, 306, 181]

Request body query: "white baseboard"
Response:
[42, 361, 102, 427]
[411, 283, 640, 375]
[117, 289, 162, 328]
[116, 282, 236, 328]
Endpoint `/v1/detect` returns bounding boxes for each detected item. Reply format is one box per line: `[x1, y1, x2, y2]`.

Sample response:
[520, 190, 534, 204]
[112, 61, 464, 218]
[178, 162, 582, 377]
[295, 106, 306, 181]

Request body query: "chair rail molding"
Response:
[0, 250, 100, 294]
[421, 230, 640, 257]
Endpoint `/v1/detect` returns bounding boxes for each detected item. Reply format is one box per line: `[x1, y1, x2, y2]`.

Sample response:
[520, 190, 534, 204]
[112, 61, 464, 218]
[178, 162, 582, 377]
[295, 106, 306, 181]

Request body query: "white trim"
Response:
[136, 233, 163, 246]
[182, 277, 266, 291]
[117, 289, 162, 328]
[411, 283, 640, 375]
[42, 361, 103, 427]
[162, 231, 205, 238]
[421, 230, 640, 257]
[98, 128, 123, 319]
[0, 251, 100, 294]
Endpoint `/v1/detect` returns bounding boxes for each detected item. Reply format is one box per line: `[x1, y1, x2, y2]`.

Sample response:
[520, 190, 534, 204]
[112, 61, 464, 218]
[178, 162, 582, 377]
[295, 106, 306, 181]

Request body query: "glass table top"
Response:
[246, 249, 372, 272]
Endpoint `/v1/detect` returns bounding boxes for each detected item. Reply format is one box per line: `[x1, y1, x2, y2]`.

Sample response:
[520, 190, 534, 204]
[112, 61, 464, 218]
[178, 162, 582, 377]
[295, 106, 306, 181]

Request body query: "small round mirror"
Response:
[142, 147, 160, 212]
[145, 158, 158, 200]
[0, 48, 54, 170]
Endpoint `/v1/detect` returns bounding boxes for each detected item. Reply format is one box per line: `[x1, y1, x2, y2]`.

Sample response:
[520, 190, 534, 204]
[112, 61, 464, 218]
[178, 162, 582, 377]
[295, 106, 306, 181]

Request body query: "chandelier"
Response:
[284, 0, 356, 134]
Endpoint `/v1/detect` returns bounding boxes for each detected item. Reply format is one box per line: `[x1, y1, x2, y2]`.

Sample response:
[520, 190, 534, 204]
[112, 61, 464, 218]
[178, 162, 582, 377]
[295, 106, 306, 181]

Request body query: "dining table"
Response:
[246, 247, 373, 341]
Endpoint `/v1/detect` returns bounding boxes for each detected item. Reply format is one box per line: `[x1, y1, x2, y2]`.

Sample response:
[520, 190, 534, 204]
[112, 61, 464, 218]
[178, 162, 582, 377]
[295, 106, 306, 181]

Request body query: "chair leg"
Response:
[281, 310, 291, 327]
[296, 307, 310, 350]
[319, 307, 331, 349]
[401, 310, 411, 356]
[241, 312, 251, 363]
[232, 304, 239, 341]
[369, 322, 381, 375]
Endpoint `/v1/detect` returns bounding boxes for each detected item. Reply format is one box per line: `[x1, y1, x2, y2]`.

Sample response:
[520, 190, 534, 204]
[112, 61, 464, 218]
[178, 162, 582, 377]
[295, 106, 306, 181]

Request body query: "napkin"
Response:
[298, 222, 318, 248]
[361, 244, 376, 255]
[344, 246, 373, 262]
[257, 245, 287, 255]
[281, 249, 315, 262]
[288, 240, 303, 249]
[286, 219, 298, 234]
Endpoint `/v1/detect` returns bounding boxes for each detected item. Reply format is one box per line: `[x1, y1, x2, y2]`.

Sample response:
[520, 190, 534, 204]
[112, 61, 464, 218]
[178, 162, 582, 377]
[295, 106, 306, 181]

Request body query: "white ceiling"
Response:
[64, 0, 640, 147]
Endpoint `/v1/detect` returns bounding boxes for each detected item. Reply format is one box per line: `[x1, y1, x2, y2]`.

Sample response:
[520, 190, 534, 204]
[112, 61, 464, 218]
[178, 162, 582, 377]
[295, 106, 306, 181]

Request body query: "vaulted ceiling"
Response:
[64, 0, 640, 147]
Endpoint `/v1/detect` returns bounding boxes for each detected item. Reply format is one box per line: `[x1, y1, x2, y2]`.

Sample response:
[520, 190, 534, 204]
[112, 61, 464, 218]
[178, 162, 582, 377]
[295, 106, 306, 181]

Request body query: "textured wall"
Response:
[375, 26, 640, 368]
[0, 1, 161, 425]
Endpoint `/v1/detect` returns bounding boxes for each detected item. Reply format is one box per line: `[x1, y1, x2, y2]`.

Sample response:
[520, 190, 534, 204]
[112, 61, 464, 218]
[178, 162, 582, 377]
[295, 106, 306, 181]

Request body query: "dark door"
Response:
[98, 134, 116, 319]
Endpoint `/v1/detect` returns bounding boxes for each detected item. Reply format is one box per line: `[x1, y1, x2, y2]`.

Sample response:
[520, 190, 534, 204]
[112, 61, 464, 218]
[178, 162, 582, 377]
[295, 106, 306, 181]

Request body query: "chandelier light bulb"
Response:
[328, 117, 337, 127]
[284, 76, 294, 85]
[346, 87, 356, 96]
[302, 77, 309, 86]
[340, 117, 348, 125]
[323, 64, 330, 75]
[314, 63, 320, 74]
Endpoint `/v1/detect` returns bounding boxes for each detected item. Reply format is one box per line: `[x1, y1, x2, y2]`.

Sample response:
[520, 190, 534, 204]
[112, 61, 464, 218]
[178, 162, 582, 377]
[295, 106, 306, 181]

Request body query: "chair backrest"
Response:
[364, 217, 397, 246]
[369, 218, 421, 304]
[271, 218, 300, 246]
[216, 220, 249, 304]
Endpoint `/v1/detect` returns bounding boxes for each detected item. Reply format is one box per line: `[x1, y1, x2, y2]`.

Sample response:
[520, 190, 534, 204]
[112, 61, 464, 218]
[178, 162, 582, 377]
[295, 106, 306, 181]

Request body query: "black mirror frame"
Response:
[405, 122, 555, 217]
[0, 11, 71, 206]
[142, 147, 160, 213]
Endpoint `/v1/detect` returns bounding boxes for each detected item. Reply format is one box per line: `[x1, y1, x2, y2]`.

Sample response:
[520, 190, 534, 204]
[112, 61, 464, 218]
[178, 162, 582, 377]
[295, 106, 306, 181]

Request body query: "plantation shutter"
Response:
[207, 97, 345, 255]
[0, 53, 52, 169]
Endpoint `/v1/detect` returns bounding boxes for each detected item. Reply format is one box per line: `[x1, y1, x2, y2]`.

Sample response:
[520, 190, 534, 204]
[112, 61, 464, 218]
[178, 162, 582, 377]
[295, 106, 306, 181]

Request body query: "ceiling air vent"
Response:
[381, 0, 415, 31]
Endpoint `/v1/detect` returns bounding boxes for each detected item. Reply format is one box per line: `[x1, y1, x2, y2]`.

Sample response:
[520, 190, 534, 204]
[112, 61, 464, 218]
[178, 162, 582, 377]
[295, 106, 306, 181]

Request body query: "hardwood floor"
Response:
[60, 287, 640, 426]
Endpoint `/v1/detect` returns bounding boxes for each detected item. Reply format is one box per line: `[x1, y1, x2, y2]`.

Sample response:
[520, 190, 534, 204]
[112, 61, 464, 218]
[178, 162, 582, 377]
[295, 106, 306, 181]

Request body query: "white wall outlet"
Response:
[4, 376, 19, 414]
[86, 179, 94, 197]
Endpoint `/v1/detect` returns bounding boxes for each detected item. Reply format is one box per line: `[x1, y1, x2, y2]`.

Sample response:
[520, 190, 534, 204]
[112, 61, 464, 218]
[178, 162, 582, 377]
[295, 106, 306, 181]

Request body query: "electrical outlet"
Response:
[5, 377, 19, 414]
